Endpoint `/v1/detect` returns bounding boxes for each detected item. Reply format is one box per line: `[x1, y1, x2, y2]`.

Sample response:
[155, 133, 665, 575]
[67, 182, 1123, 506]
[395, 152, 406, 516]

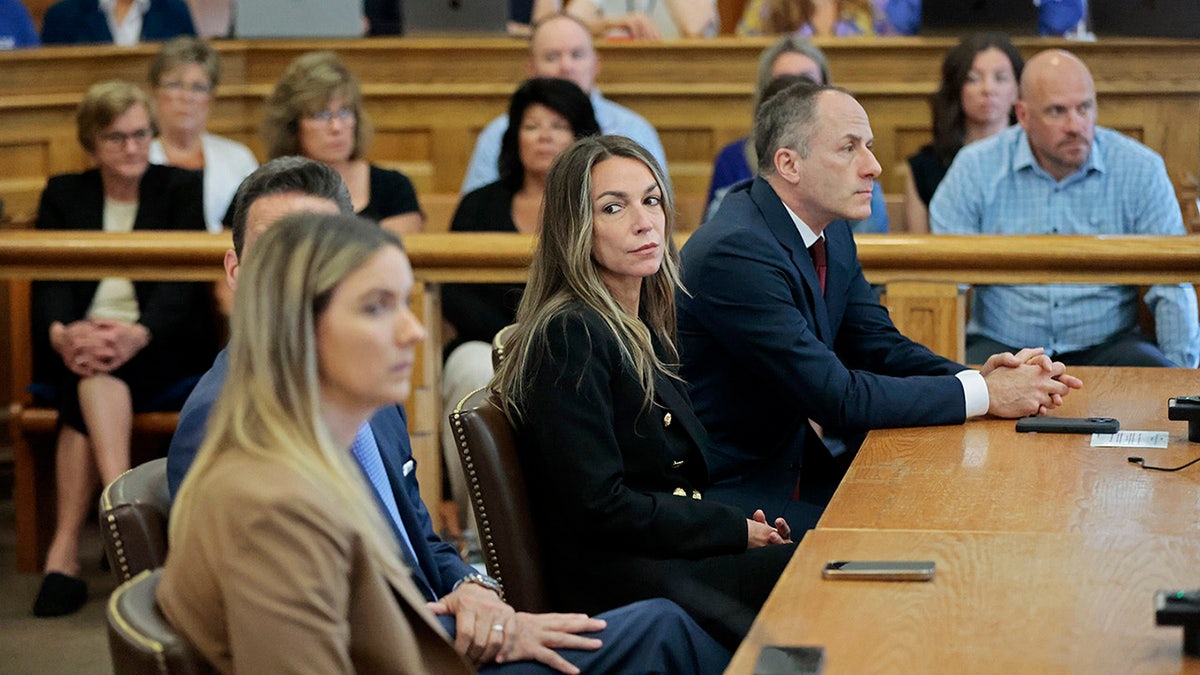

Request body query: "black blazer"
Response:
[31, 165, 217, 392]
[515, 306, 748, 607]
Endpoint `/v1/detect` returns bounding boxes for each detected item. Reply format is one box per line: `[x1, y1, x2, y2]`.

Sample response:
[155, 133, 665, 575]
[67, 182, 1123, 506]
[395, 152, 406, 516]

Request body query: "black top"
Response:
[440, 181, 524, 357]
[514, 304, 791, 649]
[906, 144, 950, 207]
[31, 165, 218, 414]
[358, 164, 421, 222]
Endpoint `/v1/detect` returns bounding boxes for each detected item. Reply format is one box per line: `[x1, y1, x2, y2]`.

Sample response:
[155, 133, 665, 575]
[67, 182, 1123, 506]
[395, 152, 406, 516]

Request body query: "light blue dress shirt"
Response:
[460, 88, 668, 194]
[930, 124, 1199, 367]
[349, 423, 436, 599]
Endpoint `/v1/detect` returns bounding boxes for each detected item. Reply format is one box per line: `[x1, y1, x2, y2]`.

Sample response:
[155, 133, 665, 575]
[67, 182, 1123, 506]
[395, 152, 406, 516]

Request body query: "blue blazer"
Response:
[677, 178, 967, 521]
[41, 0, 195, 44]
[166, 349, 474, 599]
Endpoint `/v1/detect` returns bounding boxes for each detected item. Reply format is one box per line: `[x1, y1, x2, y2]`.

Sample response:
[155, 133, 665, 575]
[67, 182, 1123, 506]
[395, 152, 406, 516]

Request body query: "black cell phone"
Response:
[1015, 416, 1119, 434]
[753, 645, 825, 675]
[821, 560, 935, 581]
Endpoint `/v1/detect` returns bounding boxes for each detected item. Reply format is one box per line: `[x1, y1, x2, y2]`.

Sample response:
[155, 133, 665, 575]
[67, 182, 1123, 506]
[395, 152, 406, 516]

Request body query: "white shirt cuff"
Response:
[956, 369, 989, 418]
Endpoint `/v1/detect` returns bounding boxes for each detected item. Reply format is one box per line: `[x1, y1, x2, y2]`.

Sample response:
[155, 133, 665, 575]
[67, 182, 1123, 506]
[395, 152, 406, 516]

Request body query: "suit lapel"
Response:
[750, 178, 832, 343]
[823, 221, 857, 337]
[367, 407, 439, 601]
[72, 171, 107, 306]
[131, 167, 155, 232]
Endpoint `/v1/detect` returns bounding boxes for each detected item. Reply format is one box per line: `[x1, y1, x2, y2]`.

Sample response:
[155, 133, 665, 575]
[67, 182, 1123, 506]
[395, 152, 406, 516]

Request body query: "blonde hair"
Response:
[261, 51, 372, 160]
[491, 135, 682, 417]
[171, 213, 405, 576]
[77, 80, 158, 154]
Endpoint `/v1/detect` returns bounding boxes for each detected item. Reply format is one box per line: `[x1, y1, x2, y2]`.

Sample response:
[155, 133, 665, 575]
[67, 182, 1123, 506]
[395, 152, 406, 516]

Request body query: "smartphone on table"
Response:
[1015, 416, 1119, 434]
[821, 560, 935, 581]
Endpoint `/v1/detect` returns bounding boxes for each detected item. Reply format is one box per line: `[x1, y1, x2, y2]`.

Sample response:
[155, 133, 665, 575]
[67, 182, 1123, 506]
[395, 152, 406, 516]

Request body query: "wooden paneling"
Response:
[1, 38, 1199, 222]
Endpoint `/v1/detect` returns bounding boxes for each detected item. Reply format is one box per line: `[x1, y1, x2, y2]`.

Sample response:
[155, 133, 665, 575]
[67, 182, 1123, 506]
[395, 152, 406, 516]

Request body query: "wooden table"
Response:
[727, 367, 1200, 672]
[727, 529, 1200, 674]
[818, 367, 1200, 536]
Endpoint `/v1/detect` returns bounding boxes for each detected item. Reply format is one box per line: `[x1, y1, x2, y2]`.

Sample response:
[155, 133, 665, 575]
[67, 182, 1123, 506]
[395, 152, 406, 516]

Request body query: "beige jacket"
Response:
[157, 452, 472, 674]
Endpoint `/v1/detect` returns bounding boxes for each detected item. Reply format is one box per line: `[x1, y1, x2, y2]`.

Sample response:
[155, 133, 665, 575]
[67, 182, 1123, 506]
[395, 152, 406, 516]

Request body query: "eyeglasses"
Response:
[160, 80, 212, 95]
[99, 128, 153, 147]
[306, 107, 356, 124]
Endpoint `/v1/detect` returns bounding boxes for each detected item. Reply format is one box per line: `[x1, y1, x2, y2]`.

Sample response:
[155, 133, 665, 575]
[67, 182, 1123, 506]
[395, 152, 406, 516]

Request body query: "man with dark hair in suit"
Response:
[168, 156, 732, 674]
[677, 82, 1082, 533]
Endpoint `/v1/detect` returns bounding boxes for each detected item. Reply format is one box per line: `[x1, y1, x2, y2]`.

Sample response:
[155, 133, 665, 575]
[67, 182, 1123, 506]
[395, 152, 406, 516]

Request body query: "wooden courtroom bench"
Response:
[5, 230, 1199, 574]
[1, 186, 709, 574]
[1, 228, 444, 574]
[1, 38, 1198, 227]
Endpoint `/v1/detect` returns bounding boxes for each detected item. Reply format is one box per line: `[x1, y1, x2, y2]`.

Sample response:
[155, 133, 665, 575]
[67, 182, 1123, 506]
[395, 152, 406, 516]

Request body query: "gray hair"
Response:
[755, 81, 837, 175]
[754, 35, 831, 109]
[746, 37, 832, 173]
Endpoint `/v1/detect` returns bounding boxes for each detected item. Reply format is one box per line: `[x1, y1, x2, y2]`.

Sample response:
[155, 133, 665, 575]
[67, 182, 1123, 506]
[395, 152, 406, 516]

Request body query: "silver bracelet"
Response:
[453, 572, 504, 598]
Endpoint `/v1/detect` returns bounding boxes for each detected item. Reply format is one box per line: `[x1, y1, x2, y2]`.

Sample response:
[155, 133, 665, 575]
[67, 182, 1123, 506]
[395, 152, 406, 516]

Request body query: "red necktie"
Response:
[809, 237, 827, 293]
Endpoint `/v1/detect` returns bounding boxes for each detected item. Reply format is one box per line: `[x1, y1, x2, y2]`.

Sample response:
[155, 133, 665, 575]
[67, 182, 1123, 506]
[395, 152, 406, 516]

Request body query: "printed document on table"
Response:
[1090, 431, 1169, 448]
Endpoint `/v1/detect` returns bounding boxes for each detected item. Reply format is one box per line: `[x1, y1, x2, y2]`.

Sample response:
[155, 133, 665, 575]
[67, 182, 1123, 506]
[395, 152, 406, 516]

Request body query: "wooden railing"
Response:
[4, 231, 1199, 571]
[7, 231, 1199, 282]
[2, 38, 1200, 227]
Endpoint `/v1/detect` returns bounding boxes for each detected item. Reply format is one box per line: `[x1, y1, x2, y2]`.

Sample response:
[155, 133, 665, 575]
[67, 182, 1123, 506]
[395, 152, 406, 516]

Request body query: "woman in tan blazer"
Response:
[157, 214, 467, 673]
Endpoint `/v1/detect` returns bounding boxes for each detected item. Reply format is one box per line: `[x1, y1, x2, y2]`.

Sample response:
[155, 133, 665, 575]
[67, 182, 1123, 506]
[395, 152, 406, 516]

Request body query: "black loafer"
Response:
[32, 572, 88, 617]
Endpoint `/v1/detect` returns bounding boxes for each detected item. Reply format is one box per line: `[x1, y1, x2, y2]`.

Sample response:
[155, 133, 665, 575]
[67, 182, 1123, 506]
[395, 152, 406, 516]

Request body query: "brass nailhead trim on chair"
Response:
[450, 389, 506, 599]
[107, 570, 170, 674]
[101, 466, 140, 582]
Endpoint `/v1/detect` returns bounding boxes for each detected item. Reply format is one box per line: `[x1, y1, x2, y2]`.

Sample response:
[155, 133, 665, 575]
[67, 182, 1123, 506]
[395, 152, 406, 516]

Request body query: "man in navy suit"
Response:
[678, 82, 1082, 532]
[168, 156, 731, 674]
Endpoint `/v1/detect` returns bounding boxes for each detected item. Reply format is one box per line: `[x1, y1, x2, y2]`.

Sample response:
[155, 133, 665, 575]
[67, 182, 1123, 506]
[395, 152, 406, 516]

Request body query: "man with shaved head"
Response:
[931, 49, 1199, 368]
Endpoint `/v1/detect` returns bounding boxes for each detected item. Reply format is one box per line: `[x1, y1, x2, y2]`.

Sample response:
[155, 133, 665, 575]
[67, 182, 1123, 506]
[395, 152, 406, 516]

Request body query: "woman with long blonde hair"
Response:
[159, 214, 467, 672]
[491, 135, 794, 650]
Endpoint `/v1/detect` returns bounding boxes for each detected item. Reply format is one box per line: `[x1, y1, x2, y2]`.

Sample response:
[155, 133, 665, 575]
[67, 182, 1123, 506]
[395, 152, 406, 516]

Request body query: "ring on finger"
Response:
[491, 623, 505, 633]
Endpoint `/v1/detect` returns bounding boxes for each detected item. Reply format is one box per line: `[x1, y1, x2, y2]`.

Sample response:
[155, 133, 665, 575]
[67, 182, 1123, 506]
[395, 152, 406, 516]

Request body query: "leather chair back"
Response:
[490, 323, 517, 369]
[107, 569, 213, 675]
[99, 458, 171, 584]
[448, 388, 550, 613]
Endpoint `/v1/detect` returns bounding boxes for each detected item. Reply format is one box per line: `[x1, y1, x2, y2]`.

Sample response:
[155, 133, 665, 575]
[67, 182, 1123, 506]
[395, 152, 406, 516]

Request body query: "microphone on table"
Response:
[1156, 588, 1200, 657]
